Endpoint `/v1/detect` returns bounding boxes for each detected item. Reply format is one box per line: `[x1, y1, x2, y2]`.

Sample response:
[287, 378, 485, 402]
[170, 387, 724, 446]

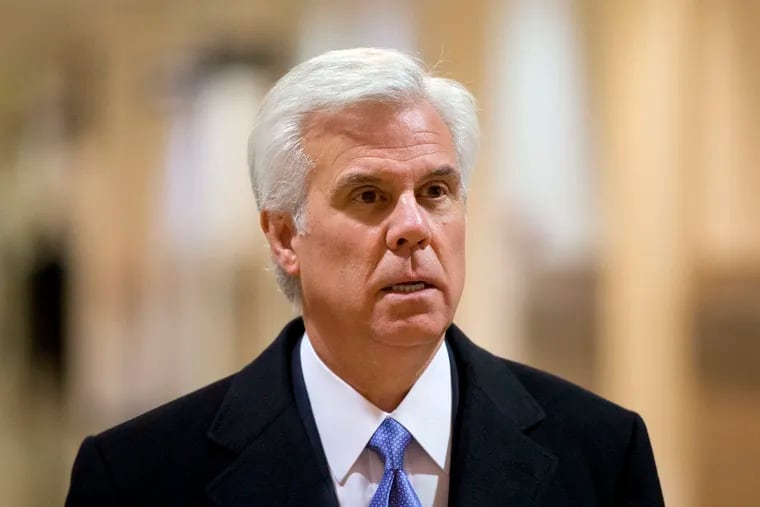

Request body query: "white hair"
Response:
[248, 47, 479, 305]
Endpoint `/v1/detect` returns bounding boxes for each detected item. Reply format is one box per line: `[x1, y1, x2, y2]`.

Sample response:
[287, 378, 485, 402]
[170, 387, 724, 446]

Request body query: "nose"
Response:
[385, 193, 432, 252]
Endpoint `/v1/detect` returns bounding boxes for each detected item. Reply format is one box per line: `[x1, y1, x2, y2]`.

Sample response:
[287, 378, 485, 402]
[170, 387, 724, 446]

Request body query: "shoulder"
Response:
[448, 323, 635, 425]
[87, 317, 306, 451]
[472, 336, 641, 444]
[66, 376, 236, 506]
[503, 359, 642, 448]
[500, 360, 662, 503]
[87, 374, 236, 478]
[506, 359, 635, 423]
[447, 323, 646, 464]
[447, 327, 663, 502]
[94, 374, 234, 448]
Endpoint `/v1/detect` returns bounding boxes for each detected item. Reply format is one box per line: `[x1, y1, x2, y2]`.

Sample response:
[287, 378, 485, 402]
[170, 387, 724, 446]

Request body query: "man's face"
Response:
[291, 100, 466, 348]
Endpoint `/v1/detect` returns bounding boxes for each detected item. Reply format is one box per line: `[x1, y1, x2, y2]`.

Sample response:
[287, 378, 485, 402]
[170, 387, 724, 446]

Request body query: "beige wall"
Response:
[1, 1, 759, 505]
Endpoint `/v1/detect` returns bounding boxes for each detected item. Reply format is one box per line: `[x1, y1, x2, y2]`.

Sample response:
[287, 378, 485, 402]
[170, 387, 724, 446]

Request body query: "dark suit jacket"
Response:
[65, 318, 664, 506]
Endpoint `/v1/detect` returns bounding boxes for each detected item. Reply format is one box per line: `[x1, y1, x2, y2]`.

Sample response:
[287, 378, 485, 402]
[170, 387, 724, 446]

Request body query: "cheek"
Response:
[300, 224, 380, 281]
[441, 219, 467, 282]
[450, 217, 466, 247]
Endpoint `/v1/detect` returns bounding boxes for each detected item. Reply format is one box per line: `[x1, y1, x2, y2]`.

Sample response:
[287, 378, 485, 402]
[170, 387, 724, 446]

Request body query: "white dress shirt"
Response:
[300, 333, 452, 507]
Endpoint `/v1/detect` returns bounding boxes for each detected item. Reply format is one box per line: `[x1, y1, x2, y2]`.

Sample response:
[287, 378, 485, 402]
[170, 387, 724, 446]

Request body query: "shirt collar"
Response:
[300, 332, 452, 483]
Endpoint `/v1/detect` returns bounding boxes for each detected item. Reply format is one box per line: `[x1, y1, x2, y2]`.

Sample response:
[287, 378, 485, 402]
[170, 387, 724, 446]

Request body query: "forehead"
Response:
[301, 101, 458, 183]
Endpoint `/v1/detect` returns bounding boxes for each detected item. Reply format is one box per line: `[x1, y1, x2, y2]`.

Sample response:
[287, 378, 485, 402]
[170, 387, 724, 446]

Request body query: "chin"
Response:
[370, 314, 450, 348]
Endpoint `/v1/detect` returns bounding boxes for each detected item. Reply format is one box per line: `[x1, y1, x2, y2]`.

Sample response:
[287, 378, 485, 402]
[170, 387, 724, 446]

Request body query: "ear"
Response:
[260, 210, 300, 276]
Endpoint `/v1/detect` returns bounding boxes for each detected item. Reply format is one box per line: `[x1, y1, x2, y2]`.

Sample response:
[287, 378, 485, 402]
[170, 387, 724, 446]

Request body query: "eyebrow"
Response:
[333, 172, 384, 191]
[331, 165, 461, 197]
[428, 165, 460, 180]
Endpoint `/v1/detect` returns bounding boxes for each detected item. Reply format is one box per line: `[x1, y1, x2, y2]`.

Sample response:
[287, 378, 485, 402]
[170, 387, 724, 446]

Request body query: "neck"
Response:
[305, 324, 444, 412]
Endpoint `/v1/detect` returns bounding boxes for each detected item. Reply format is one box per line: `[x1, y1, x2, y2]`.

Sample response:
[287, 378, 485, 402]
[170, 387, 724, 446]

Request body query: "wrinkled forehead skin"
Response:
[300, 100, 463, 196]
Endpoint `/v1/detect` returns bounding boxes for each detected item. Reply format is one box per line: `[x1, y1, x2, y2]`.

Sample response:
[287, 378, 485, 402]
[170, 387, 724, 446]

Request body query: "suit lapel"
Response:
[446, 325, 558, 506]
[205, 319, 337, 507]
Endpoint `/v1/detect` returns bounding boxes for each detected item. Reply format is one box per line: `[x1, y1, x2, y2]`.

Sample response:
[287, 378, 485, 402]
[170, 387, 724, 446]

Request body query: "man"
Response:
[66, 48, 664, 506]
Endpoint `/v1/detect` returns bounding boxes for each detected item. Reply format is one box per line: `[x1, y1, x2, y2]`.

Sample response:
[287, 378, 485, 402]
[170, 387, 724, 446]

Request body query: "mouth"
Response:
[382, 281, 434, 294]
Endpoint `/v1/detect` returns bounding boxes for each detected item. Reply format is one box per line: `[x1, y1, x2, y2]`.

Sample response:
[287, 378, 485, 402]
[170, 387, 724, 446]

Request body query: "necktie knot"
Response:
[368, 417, 413, 471]
[367, 418, 422, 507]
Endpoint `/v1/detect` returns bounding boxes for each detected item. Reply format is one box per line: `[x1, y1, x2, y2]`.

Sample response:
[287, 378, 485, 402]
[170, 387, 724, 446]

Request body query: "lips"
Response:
[381, 280, 436, 294]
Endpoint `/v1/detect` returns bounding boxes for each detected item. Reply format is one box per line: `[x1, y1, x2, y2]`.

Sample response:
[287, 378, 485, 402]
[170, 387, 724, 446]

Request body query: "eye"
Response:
[422, 183, 449, 199]
[354, 189, 382, 204]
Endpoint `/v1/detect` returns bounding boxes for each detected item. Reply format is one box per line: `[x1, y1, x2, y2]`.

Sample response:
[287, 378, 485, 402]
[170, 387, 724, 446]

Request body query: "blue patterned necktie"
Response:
[367, 417, 423, 507]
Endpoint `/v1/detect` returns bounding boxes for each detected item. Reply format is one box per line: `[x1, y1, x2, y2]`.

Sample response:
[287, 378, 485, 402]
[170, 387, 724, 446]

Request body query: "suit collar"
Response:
[205, 318, 337, 507]
[446, 324, 558, 506]
[446, 324, 546, 431]
[206, 319, 298, 454]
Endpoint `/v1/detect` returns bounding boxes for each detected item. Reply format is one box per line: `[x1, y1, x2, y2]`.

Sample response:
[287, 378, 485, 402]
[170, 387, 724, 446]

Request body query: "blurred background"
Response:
[1, 0, 758, 505]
